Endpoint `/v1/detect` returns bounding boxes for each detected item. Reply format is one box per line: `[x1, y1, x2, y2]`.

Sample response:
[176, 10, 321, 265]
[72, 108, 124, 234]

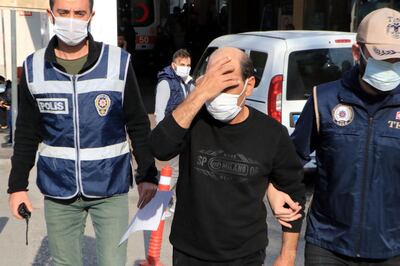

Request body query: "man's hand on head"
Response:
[195, 56, 239, 101]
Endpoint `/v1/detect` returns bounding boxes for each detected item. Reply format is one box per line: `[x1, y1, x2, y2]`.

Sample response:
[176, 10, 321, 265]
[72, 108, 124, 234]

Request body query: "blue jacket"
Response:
[157, 66, 190, 115]
[24, 44, 133, 199]
[292, 66, 400, 259]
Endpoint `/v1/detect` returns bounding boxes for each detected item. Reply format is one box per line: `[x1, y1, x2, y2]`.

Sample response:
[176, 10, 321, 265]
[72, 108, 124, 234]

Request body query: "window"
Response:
[287, 48, 353, 100]
[249, 51, 268, 88]
[160, 0, 169, 22]
[132, 0, 155, 27]
[304, 0, 351, 31]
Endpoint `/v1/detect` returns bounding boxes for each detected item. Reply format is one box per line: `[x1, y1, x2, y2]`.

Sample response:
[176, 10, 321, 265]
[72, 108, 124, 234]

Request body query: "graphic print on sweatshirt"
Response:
[195, 149, 262, 183]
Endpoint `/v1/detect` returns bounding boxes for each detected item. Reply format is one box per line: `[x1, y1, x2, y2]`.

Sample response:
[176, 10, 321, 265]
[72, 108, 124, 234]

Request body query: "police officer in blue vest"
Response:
[154, 49, 193, 212]
[292, 8, 400, 265]
[7, 0, 158, 265]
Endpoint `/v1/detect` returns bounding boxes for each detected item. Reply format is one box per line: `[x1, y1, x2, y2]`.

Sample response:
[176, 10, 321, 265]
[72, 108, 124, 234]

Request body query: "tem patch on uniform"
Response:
[37, 98, 68, 114]
[332, 104, 354, 127]
[95, 94, 111, 117]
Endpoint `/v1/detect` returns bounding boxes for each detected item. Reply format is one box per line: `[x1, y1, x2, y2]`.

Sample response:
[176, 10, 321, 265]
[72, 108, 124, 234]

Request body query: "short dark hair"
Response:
[240, 53, 254, 80]
[49, 0, 94, 12]
[173, 49, 191, 62]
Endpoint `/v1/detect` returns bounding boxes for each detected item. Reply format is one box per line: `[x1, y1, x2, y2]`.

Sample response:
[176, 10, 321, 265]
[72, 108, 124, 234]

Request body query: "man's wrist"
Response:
[172, 87, 208, 129]
[280, 232, 299, 263]
[190, 87, 209, 105]
[280, 249, 296, 259]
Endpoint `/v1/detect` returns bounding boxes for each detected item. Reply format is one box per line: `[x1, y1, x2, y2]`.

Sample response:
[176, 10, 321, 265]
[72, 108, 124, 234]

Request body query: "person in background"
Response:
[0, 76, 8, 130]
[0, 79, 12, 147]
[165, 6, 185, 51]
[154, 48, 193, 214]
[117, 31, 128, 50]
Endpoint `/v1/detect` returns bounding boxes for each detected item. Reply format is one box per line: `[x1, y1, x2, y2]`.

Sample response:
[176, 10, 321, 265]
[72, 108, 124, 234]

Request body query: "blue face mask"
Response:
[360, 48, 400, 92]
[0, 84, 5, 93]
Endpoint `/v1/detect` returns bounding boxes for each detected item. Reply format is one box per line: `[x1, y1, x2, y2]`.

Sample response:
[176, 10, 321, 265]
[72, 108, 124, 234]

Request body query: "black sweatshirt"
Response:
[150, 107, 306, 261]
[8, 34, 158, 193]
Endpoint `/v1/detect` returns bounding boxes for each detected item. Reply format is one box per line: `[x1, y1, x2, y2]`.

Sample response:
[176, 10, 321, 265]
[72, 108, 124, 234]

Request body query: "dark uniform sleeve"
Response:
[123, 61, 158, 185]
[150, 114, 188, 161]
[8, 68, 42, 193]
[291, 96, 319, 165]
[270, 126, 306, 232]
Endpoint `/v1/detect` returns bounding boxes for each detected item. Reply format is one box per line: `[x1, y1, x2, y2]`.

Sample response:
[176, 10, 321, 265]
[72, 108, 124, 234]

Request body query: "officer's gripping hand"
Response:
[267, 183, 302, 228]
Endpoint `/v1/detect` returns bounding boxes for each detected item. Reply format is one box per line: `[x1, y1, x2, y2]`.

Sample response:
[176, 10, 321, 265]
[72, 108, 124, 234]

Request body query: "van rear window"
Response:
[287, 48, 353, 100]
[249, 51, 268, 88]
[132, 0, 155, 27]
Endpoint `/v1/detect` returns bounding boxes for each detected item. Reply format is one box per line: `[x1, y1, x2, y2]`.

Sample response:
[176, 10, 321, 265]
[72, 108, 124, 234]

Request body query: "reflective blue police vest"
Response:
[308, 79, 400, 259]
[157, 66, 190, 116]
[25, 44, 132, 199]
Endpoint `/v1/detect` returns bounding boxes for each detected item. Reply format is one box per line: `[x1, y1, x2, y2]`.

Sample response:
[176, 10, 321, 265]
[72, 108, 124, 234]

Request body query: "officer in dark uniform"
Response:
[292, 8, 400, 265]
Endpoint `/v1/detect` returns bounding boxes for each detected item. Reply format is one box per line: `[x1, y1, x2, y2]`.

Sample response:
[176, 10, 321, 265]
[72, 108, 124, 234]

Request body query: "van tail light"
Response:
[335, 39, 351, 43]
[268, 75, 283, 123]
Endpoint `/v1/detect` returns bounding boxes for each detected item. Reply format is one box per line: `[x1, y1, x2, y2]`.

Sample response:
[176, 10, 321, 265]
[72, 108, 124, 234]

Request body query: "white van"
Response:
[193, 31, 356, 135]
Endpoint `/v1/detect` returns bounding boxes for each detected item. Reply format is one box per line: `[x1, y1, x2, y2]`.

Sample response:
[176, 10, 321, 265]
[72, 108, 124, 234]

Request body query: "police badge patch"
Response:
[332, 104, 354, 127]
[95, 94, 111, 117]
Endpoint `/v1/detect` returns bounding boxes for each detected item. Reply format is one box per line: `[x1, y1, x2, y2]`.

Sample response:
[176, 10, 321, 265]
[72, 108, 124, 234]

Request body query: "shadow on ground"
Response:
[0, 217, 9, 234]
[32, 236, 97, 265]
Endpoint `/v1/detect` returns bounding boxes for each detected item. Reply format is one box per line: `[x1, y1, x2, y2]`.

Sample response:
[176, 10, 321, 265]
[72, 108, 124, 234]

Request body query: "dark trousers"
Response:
[173, 248, 265, 266]
[7, 109, 11, 143]
[0, 108, 6, 126]
[305, 243, 400, 266]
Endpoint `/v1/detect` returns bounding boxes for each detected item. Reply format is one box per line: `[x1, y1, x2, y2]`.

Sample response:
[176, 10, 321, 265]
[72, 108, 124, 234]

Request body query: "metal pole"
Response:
[1, 9, 7, 78]
[227, 0, 232, 33]
[350, 0, 357, 32]
[11, 10, 17, 144]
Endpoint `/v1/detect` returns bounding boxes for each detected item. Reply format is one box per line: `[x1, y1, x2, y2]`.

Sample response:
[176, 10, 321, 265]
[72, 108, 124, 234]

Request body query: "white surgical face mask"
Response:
[0, 84, 5, 93]
[51, 11, 90, 46]
[175, 65, 191, 78]
[360, 48, 400, 92]
[206, 79, 248, 122]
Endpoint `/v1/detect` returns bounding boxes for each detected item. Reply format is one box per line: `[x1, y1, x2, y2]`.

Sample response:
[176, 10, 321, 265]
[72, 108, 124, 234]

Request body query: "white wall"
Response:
[90, 0, 118, 46]
[0, 1, 119, 79]
[47, 1, 118, 45]
[0, 10, 8, 78]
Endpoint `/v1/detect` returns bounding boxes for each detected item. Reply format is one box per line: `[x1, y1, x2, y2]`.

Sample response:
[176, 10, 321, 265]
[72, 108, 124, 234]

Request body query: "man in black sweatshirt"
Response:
[151, 47, 306, 265]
